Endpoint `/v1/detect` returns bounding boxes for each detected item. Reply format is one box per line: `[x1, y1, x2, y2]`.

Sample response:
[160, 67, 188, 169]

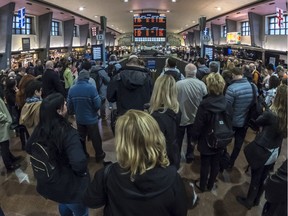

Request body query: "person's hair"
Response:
[81, 61, 91, 71]
[281, 77, 287, 86]
[267, 63, 275, 71]
[209, 61, 219, 73]
[230, 67, 243, 76]
[33, 93, 70, 163]
[5, 78, 16, 90]
[45, 61, 54, 69]
[25, 80, 42, 98]
[115, 110, 169, 180]
[185, 63, 197, 77]
[149, 74, 179, 114]
[206, 73, 225, 95]
[109, 54, 117, 62]
[127, 57, 140, 66]
[269, 75, 280, 89]
[197, 57, 205, 65]
[270, 85, 287, 138]
[166, 57, 177, 68]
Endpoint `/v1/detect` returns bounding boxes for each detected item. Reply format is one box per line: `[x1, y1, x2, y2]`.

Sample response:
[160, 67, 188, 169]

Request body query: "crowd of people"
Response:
[0, 51, 287, 216]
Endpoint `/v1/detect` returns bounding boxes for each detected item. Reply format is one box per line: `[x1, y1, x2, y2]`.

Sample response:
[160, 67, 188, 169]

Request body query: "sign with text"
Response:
[91, 45, 103, 61]
[22, 38, 30, 51]
[96, 34, 104, 41]
[226, 32, 241, 44]
[17, 7, 26, 28]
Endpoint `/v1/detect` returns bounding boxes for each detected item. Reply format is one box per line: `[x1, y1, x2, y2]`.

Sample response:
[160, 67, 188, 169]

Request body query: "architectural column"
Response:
[248, 12, 264, 47]
[79, 24, 89, 47]
[211, 23, 221, 45]
[188, 32, 194, 46]
[226, 19, 237, 32]
[63, 19, 75, 53]
[38, 12, 53, 60]
[0, 2, 15, 69]
[194, 30, 200, 46]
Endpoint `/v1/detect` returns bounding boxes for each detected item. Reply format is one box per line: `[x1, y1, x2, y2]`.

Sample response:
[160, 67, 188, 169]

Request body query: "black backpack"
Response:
[206, 111, 234, 149]
[106, 63, 117, 77]
[164, 70, 181, 82]
[90, 68, 102, 92]
[30, 142, 57, 182]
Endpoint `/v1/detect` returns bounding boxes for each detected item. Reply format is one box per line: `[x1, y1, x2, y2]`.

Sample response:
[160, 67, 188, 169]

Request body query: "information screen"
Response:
[133, 13, 166, 42]
[91, 45, 102, 61]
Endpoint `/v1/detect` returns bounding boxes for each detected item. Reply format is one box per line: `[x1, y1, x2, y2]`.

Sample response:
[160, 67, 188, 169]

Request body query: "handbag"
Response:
[182, 178, 198, 209]
[244, 141, 271, 170]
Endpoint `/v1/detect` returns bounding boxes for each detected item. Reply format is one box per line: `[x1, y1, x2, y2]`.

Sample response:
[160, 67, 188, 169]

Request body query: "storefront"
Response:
[11, 50, 39, 69]
[49, 48, 69, 60]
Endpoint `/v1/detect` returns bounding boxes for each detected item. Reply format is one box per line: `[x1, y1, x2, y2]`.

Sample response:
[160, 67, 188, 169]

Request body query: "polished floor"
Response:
[0, 112, 287, 216]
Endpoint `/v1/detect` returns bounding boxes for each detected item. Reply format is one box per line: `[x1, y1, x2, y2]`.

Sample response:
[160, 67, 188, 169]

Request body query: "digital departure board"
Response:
[133, 13, 166, 42]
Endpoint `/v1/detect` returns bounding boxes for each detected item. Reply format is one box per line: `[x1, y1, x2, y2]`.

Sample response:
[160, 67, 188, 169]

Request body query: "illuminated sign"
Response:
[227, 32, 241, 44]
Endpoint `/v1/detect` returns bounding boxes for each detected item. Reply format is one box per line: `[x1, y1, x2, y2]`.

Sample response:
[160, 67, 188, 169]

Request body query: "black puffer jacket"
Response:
[107, 66, 153, 115]
[192, 94, 232, 155]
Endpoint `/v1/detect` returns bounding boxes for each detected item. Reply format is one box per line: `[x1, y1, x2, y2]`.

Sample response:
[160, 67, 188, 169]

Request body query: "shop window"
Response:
[73, 25, 78, 37]
[12, 15, 32, 35]
[222, 25, 227, 37]
[51, 21, 60, 36]
[241, 21, 250, 36]
[268, 15, 288, 35]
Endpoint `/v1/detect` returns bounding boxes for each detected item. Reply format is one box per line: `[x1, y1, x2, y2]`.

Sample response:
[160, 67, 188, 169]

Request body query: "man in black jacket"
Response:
[107, 57, 153, 116]
[42, 61, 65, 98]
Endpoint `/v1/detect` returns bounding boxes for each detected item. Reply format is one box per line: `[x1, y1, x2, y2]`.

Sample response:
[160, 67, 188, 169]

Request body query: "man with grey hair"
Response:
[42, 60, 65, 98]
[176, 63, 207, 163]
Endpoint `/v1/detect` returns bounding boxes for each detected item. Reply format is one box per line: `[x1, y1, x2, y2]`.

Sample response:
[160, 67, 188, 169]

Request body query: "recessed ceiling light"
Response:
[216, 7, 221, 11]
[166, 10, 170, 13]
[172, 0, 176, 2]
[130, 10, 133, 13]
[94, 15, 98, 18]
[79, 7, 84, 11]
[124, 0, 128, 2]
[111, 24, 114, 27]
[192, 20, 196, 23]
[185, 24, 188, 27]
[116, 27, 119, 29]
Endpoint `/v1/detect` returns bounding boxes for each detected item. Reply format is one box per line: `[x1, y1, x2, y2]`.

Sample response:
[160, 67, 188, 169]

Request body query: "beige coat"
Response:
[0, 98, 12, 142]
[19, 101, 41, 135]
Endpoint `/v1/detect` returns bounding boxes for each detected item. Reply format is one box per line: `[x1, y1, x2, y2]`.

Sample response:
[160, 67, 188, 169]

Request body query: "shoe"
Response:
[236, 196, 253, 210]
[96, 152, 106, 163]
[6, 163, 21, 173]
[194, 180, 206, 192]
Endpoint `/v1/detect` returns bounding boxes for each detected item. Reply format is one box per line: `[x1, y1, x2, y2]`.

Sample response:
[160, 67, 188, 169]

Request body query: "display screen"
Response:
[133, 13, 166, 42]
[204, 45, 214, 61]
[91, 45, 102, 61]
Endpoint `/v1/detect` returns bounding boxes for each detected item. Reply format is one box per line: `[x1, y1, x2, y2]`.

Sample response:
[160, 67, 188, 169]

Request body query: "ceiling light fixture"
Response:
[192, 20, 196, 23]
[185, 24, 188, 27]
[124, 0, 128, 2]
[172, 0, 176, 2]
[111, 24, 114, 27]
[166, 10, 170, 12]
[94, 15, 98, 18]
[130, 10, 133, 13]
[79, 7, 84, 11]
[216, 7, 221, 11]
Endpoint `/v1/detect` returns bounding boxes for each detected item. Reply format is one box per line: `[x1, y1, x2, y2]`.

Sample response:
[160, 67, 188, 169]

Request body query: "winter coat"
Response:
[225, 77, 254, 127]
[107, 66, 153, 115]
[42, 69, 65, 98]
[151, 109, 181, 168]
[192, 94, 232, 155]
[0, 98, 12, 142]
[83, 163, 187, 216]
[26, 126, 89, 203]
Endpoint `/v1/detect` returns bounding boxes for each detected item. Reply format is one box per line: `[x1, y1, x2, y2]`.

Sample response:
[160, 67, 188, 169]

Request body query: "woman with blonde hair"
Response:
[238, 84, 287, 210]
[149, 74, 181, 168]
[192, 73, 232, 192]
[84, 109, 187, 216]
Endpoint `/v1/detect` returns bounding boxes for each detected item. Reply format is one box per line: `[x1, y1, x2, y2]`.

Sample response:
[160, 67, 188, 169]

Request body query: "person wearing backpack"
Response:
[90, 61, 110, 119]
[26, 93, 90, 216]
[106, 54, 122, 78]
[192, 73, 233, 192]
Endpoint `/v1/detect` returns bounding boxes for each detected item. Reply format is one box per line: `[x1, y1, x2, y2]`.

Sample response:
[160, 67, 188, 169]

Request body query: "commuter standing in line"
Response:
[67, 61, 105, 162]
[83, 110, 187, 216]
[237, 85, 287, 210]
[42, 61, 65, 98]
[177, 63, 207, 163]
[63, 61, 74, 98]
[196, 57, 209, 80]
[192, 73, 231, 192]
[225, 67, 254, 169]
[26, 93, 89, 216]
[160, 57, 185, 81]
[149, 75, 181, 168]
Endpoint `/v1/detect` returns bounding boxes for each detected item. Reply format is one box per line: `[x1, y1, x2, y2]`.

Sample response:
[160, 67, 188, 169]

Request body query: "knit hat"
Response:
[78, 70, 90, 80]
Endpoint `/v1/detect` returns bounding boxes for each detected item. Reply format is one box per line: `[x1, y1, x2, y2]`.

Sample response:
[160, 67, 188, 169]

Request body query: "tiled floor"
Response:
[0, 115, 287, 216]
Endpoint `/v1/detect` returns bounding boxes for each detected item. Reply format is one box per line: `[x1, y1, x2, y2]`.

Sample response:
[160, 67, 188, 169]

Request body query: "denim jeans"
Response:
[58, 203, 88, 216]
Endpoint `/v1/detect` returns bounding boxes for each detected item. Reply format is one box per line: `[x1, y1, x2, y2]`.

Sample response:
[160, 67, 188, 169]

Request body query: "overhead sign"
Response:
[276, 7, 284, 27]
[17, 7, 26, 28]
[227, 32, 241, 44]
[96, 34, 104, 41]
[22, 38, 30, 51]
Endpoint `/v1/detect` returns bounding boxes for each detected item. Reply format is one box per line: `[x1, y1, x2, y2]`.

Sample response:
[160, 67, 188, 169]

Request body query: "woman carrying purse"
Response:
[237, 84, 287, 210]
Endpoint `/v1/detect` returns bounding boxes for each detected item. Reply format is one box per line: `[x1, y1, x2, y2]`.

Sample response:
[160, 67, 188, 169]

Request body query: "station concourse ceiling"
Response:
[1, 0, 287, 34]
